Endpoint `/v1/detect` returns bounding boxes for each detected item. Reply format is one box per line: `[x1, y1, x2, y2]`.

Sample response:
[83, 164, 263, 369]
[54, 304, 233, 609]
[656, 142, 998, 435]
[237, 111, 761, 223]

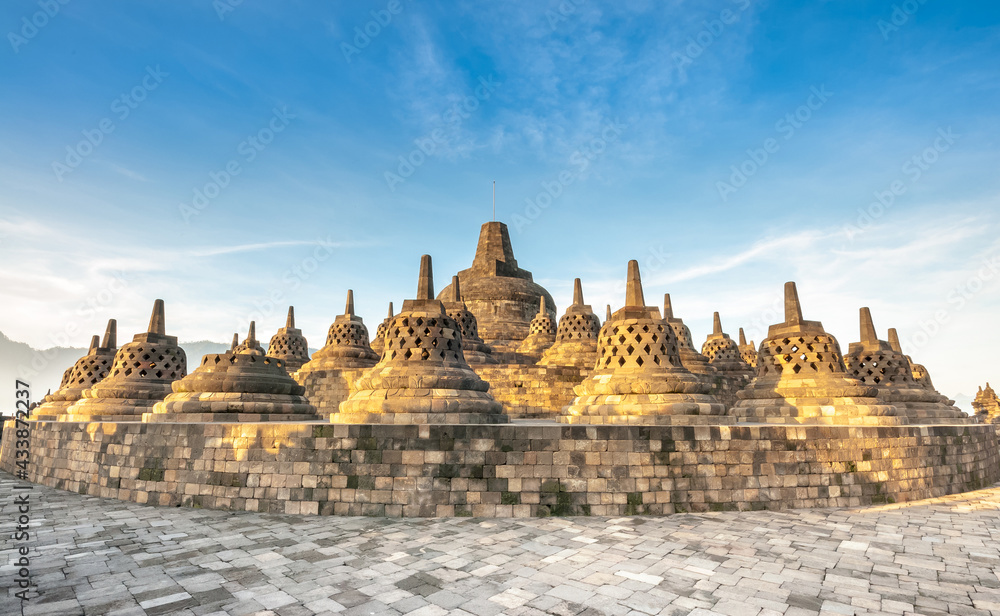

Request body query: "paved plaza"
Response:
[2, 472, 999, 616]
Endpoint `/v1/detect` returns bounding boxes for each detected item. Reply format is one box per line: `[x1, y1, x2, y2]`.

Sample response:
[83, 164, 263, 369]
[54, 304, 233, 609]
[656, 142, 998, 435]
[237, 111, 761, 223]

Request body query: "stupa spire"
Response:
[286, 306, 295, 328]
[784, 282, 803, 325]
[663, 293, 674, 320]
[713, 312, 723, 336]
[739, 327, 747, 346]
[450, 276, 462, 303]
[888, 328, 902, 353]
[230, 333, 239, 351]
[417, 254, 434, 300]
[101, 319, 117, 349]
[148, 299, 166, 335]
[859, 307, 878, 344]
[87, 335, 99, 353]
[345, 290, 355, 316]
[572, 278, 584, 306]
[624, 260, 645, 307]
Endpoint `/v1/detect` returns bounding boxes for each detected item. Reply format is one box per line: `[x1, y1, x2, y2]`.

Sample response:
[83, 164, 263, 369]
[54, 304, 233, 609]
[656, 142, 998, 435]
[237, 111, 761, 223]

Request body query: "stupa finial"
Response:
[606, 304, 612, 321]
[87, 335, 99, 353]
[625, 260, 645, 307]
[345, 290, 355, 316]
[417, 255, 434, 300]
[101, 319, 117, 349]
[387, 301, 394, 317]
[739, 327, 747, 346]
[450, 276, 462, 303]
[713, 312, 723, 335]
[230, 333, 239, 351]
[246, 321, 256, 345]
[538, 295, 547, 315]
[663, 293, 674, 320]
[860, 307, 878, 344]
[572, 278, 584, 306]
[148, 299, 166, 335]
[286, 306, 295, 328]
[887, 328, 902, 353]
[784, 282, 803, 325]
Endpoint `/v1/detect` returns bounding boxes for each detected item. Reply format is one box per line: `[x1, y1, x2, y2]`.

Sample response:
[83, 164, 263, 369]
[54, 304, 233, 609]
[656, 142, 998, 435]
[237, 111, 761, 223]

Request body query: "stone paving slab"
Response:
[2, 471, 999, 616]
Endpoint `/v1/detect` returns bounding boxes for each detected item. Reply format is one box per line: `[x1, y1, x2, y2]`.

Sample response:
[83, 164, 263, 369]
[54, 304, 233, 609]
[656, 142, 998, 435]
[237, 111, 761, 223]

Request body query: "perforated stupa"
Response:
[887, 328, 937, 391]
[65, 300, 187, 421]
[738, 328, 758, 368]
[537, 278, 601, 370]
[517, 296, 557, 357]
[663, 294, 716, 376]
[562, 261, 725, 424]
[443, 275, 497, 366]
[295, 290, 380, 416]
[844, 308, 967, 422]
[34, 319, 118, 420]
[266, 306, 311, 374]
[729, 283, 901, 424]
[144, 322, 318, 422]
[370, 302, 393, 356]
[333, 255, 507, 424]
[701, 312, 753, 382]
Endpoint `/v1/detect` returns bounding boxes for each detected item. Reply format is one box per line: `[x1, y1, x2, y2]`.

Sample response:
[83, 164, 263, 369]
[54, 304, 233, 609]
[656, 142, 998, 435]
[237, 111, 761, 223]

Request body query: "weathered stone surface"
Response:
[973, 382, 1000, 422]
[369, 301, 393, 356]
[265, 306, 310, 373]
[443, 275, 497, 366]
[537, 278, 601, 370]
[664, 293, 717, 376]
[845, 307, 969, 423]
[334, 255, 507, 424]
[702, 312, 753, 381]
[516, 295, 557, 358]
[33, 319, 118, 420]
[143, 322, 319, 422]
[730, 283, 903, 425]
[738, 326, 758, 368]
[437, 221, 556, 351]
[295, 290, 380, 417]
[562, 261, 725, 424]
[64, 300, 187, 421]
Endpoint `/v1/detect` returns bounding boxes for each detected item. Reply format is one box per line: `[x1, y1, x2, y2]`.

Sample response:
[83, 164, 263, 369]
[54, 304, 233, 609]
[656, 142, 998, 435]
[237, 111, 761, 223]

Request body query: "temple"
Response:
[33, 319, 118, 420]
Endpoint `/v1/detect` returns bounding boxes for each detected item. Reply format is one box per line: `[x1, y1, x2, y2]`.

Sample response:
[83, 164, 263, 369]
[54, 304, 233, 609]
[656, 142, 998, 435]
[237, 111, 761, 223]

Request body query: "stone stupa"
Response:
[537, 278, 601, 370]
[33, 320, 118, 420]
[436, 221, 556, 352]
[266, 307, 311, 374]
[561, 261, 726, 424]
[887, 328, 937, 391]
[738, 328, 758, 368]
[728, 283, 901, 425]
[65, 300, 187, 421]
[844, 308, 967, 423]
[144, 322, 319, 422]
[663, 294, 716, 376]
[294, 290, 381, 417]
[972, 383, 1000, 423]
[701, 312, 754, 382]
[517, 296, 557, 357]
[442, 275, 497, 366]
[370, 302, 393, 356]
[333, 255, 507, 424]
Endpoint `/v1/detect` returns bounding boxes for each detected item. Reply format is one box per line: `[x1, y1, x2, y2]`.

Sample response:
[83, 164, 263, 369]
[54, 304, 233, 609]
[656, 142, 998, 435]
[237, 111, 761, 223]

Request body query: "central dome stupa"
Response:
[437, 221, 556, 352]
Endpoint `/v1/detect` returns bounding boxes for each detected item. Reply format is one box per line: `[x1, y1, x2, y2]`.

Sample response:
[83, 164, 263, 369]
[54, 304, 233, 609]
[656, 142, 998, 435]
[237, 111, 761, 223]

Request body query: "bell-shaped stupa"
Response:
[443, 275, 497, 366]
[144, 322, 319, 422]
[728, 283, 901, 425]
[295, 290, 380, 416]
[436, 221, 556, 352]
[517, 296, 557, 357]
[663, 294, 716, 376]
[266, 307, 310, 374]
[561, 261, 726, 424]
[65, 300, 187, 421]
[333, 255, 507, 424]
[701, 312, 754, 381]
[844, 309, 967, 422]
[887, 328, 937, 390]
[370, 302, 394, 356]
[537, 278, 602, 369]
[738, 328, 758, 368]
[972, 383, 1000, 423]
[34, 320, 118, 420]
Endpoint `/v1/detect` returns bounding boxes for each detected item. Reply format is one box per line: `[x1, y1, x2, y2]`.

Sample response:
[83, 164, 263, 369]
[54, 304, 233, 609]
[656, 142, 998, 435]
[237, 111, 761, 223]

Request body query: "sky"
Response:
[1, 0, 999, 400]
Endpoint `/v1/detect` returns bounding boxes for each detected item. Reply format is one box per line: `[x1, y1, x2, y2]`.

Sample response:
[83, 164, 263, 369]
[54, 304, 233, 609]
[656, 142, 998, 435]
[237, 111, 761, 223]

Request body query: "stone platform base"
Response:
[560, 415, 737, 425]
[2, 419, 996, 517]
[142, 412, 322, 423]
[475, 364, 590, 418]
[295, 367, 372, 419]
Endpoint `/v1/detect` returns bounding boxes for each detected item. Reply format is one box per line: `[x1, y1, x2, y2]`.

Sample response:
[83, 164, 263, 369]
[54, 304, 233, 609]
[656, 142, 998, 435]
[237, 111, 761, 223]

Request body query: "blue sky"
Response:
[2, 0, 999, 399]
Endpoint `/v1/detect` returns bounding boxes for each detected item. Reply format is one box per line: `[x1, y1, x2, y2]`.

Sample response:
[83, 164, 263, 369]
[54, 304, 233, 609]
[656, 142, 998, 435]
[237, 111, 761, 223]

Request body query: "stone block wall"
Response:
[475, 365, 590, 418]
[2, 420, 996, 517]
